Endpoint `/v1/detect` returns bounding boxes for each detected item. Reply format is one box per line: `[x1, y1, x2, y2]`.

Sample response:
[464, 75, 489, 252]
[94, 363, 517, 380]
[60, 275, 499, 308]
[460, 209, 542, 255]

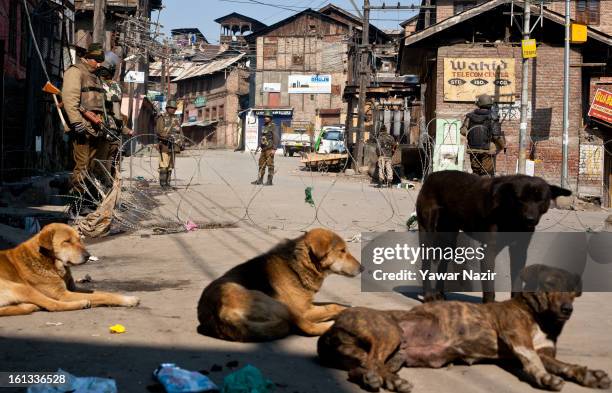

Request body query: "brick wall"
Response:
[546, 0, 612, 36]
[434, 44, 586, 189]
[254, 14, 348, 129]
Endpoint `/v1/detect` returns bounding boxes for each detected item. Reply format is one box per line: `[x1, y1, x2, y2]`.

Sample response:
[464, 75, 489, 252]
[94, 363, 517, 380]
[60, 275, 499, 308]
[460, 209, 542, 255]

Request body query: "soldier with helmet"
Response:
[97, 51, 133, 181]
[460, 94, 506, 176]
[156, 100, 183, 190]
[251, 111, 279, 186]
[61, 43, 106, 214]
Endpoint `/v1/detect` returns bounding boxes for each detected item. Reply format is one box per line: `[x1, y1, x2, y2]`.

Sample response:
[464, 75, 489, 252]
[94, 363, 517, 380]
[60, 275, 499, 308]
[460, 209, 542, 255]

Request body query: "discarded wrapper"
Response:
[222, 364, 274, 393]
[153, 363, 217, 393]
[109, 324, 126, 334]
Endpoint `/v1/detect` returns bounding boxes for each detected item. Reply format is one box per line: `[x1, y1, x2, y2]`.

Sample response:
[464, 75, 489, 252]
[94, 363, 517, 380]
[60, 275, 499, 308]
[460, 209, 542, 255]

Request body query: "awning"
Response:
[180, 120, 218, 127]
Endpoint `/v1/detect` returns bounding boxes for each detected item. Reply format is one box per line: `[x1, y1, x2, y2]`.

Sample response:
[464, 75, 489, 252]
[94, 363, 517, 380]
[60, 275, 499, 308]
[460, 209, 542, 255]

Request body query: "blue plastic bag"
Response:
[154, 363, 218, 393]
[221, 365, 274, 393]
[27, 369, 117, 393]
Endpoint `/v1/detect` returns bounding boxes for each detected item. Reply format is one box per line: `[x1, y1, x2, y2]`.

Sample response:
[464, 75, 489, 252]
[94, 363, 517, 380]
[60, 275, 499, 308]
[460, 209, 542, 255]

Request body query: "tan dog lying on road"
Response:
[197, 228, 362, 342]
[0, 223, 139, 316]
[318, 265, 610, 392]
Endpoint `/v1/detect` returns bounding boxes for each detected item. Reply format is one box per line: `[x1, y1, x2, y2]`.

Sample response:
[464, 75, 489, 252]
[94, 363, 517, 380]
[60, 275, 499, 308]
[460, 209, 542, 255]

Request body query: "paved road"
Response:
[1, 150, 610, 393]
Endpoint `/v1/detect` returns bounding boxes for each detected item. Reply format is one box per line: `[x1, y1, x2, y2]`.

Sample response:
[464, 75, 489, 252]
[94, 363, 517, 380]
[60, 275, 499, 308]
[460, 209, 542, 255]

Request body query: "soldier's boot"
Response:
[166, 170, 173, 189]
[251, 175, 263, 185]
[159, 169, 168, 189]
[265, 173, 273, 186]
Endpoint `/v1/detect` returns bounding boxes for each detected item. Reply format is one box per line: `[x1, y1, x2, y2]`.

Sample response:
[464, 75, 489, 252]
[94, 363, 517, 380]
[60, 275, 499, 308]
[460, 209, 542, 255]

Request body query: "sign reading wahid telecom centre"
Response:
[443, 58, 515, 102]
[288, 74, 332, 94]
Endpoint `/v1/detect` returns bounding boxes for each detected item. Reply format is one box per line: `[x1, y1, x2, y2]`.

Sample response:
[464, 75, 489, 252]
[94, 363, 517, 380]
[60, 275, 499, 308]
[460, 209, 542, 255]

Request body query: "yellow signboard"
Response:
[570, 23, 587, 43]
[521, 39, 537, 58]
[443, 58, 515, 102]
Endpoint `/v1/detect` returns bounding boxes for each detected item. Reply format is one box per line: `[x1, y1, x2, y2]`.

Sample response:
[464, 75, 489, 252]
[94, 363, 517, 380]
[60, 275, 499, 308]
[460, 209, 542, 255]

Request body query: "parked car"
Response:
[281, 130, 312, 157]
[316, 126, 346, 154]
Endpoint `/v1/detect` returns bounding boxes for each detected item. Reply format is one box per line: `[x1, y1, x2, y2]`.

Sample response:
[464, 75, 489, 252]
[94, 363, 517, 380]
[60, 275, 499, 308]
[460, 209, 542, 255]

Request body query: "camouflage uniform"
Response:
[252, 119, 279, 186]
[101, 78, 129, 178]
[156, 107, 182, 188]
[376, 128, 396, 186]
[61, 44, 106, 196]
[460, 94, 506, 177]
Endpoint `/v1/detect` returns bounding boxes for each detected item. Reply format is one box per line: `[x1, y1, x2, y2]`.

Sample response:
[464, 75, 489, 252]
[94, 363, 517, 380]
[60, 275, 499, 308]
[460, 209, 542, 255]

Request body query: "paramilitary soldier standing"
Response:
[61, 43, 106, 213]
[460, 94, 506, 176]
[156, 100, 182, 190]
[376, 124, 396, 187]
[251, 112, 279, 186]
[97, 51, 133, 182]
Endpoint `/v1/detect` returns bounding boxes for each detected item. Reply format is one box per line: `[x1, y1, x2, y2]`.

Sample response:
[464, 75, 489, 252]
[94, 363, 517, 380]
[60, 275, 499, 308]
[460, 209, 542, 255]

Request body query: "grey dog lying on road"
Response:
[318, 265, 610, 392]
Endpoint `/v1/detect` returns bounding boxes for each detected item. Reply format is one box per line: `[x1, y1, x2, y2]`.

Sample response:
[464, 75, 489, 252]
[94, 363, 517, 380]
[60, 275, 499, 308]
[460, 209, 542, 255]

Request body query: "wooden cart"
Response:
[301, 152, 349, 172]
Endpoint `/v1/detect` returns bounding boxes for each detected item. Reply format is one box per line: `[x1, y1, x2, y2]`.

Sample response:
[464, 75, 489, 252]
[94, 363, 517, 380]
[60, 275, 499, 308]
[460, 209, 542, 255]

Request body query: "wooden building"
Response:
[400, 0, 611, 202]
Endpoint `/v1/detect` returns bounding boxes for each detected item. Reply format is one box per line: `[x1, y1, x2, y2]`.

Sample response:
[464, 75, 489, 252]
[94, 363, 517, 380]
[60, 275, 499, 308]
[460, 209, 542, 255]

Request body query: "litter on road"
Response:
[221, 365, 274, 393]
[108, 324, 126, 334]
[153, 363, 218, 393]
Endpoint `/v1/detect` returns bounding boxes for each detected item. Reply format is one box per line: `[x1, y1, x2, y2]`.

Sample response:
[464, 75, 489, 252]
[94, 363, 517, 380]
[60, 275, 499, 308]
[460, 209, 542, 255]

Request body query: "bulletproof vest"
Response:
[159, 114, 181, 138]
[466, 109, 494, 150]
[73, 62, 105, 112]
[260, 124, 275, 149]
[378, 133, 395, 157]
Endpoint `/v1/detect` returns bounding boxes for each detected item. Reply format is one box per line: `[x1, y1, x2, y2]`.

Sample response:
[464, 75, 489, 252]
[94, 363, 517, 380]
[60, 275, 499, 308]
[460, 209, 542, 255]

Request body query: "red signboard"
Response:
[588, 88, 612, 126]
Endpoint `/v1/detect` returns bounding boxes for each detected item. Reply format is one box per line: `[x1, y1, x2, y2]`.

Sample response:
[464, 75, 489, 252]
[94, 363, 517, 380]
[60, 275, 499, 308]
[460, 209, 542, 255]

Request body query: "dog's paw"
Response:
[582, 369, 611, 389]
[79, 300, 92, 309]
[362, 369, 383, 392]
[383, 374, 413, 393]
[122, 296, 140, 307]
[539, 373, 564, 391]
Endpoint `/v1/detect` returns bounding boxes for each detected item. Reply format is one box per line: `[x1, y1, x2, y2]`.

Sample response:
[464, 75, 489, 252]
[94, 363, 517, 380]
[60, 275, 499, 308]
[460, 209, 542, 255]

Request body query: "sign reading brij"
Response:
[288, 74, 332, 94]
[443, 58, 515, 102]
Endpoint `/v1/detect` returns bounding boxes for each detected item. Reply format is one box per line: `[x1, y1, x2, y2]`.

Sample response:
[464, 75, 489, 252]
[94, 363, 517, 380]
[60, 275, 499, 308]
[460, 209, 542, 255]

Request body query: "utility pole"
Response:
[517, 0, 531, 174]
[561, 0, 570, 188]
[354, 0, 369, 168]
[92, 0, 106, 46]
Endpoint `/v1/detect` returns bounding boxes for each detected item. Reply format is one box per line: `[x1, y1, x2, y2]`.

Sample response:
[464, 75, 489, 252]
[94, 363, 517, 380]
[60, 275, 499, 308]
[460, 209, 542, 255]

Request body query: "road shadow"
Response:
[0, 336, 353, 393]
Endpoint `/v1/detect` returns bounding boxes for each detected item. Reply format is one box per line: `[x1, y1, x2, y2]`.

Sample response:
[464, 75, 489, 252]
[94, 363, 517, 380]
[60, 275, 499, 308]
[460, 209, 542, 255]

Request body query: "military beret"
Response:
[84, 43, 105, 63]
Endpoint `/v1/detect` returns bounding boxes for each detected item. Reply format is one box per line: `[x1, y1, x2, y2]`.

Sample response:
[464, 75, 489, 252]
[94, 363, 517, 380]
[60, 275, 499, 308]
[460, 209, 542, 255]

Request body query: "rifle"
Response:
[79, 106, 121, 140]
[42, 82, 69, 132]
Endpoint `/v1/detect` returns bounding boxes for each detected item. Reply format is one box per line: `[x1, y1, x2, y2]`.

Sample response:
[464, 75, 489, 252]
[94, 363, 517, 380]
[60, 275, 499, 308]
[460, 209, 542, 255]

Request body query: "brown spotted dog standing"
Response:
[318, 265, 610, 392]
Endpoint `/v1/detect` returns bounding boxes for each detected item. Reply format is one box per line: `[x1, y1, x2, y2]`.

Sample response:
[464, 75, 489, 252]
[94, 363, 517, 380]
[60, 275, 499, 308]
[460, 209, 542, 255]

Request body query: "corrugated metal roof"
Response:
[149, 61, 192, 78]
[172, 53, 246, 82]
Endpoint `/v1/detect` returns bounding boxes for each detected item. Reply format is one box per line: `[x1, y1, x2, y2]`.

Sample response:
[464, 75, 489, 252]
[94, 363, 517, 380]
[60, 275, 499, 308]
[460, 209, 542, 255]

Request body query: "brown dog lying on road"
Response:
[318, 265, 610, 392]
[0, 223, 140, 316]
[197, 228, 362, 342]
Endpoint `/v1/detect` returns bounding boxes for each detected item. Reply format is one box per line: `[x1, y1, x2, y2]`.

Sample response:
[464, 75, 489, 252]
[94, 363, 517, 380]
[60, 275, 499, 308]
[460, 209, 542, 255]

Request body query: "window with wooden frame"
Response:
[263, 42, 278, 59]
[218, 104, 225, 121]
[453, 0, 476, 14]
[292, 54, 304, 66]
[211, 106, 217, 120]
[8, 0, 18, 58]
[198, 109, 203, 119]
[576, 0, 600, 25]
[205, 108, 210, 121]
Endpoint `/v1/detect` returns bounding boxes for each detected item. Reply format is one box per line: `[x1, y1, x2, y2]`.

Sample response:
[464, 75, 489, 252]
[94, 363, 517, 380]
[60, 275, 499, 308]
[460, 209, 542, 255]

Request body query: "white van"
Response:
[316, 126, 346, 154]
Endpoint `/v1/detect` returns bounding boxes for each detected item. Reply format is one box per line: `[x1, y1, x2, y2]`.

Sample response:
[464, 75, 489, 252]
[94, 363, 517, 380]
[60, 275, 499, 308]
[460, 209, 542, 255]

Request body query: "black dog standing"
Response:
[416, 170, 572, 303]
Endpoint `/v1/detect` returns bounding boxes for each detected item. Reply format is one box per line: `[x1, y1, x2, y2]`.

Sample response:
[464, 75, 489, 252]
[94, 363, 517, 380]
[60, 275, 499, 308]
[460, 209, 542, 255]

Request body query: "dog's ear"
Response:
[549, 184, 572, 200]
[573, 273, 582, 297]
[520, 264, 543, 291]
[38, 225, 55, 251]
[305, 229, 331, 261]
